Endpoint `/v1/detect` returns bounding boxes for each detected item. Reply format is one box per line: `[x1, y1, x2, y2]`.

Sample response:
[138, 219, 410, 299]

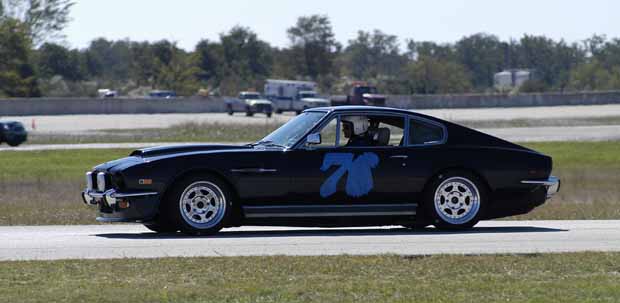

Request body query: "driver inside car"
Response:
[341, 116, 374, 147]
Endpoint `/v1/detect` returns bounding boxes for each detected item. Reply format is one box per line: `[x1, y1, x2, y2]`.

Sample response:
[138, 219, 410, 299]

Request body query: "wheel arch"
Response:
[422, 166, 493, 200]
[159, 167, 242, 225]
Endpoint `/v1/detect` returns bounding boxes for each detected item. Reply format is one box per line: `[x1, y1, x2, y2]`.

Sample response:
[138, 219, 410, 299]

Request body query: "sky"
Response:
[64, 0, 620, 51]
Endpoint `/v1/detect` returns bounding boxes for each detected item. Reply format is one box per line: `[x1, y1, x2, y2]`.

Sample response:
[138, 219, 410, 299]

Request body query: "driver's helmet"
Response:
[342, 116, 369, 135]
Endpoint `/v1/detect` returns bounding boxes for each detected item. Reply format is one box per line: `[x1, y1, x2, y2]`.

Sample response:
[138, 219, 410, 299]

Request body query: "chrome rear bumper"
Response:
[521, 176, 560, 199]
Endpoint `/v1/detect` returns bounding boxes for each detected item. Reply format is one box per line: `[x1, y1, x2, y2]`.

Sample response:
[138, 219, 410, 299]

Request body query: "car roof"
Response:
[307, 106, 413, 115]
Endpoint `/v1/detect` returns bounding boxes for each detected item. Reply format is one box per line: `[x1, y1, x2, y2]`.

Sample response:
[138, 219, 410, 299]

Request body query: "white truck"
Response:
[264, 79, 330, 114]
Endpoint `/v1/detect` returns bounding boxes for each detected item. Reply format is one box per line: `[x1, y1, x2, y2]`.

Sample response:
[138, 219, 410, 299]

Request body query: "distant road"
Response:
[3, 104, 620, 133]
[1, 221, 619, 261]
[1, 124, 619, 151]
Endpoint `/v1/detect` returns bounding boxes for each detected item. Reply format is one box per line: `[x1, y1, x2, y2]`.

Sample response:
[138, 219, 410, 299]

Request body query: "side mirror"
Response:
[306, 133, 321, 145]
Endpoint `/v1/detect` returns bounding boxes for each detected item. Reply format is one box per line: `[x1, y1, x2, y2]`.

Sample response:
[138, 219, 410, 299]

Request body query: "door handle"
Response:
[390, 155, 408, 159]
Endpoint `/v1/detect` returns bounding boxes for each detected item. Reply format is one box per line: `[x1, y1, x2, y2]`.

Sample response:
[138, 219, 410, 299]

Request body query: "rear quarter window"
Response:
[409, 119, 445, 145]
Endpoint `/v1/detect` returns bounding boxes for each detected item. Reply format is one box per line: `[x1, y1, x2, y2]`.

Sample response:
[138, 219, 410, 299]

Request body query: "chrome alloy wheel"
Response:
[433, 177, 481, 225]
[179, 181, 227, 229]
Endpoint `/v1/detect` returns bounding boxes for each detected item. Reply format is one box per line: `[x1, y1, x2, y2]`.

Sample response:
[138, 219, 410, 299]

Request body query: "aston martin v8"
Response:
[82, 106, 560, 235]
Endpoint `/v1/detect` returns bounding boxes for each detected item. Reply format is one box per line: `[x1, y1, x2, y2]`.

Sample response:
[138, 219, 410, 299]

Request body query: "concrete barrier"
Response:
[0, 97, 228, 116]
[1, 91, 620, 116]
[387, 91, 620, 109]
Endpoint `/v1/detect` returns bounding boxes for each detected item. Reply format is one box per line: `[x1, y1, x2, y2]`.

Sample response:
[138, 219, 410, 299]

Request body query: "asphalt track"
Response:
[1, 220, 619, 261]
[6, 104, 620, 132]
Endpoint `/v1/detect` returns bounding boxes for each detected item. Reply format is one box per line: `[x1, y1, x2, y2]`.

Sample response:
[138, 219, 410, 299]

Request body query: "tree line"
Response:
[1, 3, 620, 97]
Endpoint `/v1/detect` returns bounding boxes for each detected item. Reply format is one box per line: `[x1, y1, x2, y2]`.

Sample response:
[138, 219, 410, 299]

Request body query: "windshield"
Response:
[241, 93, 260, 99]
[260, 111, 326, 147]
[299, 92, 316, 98]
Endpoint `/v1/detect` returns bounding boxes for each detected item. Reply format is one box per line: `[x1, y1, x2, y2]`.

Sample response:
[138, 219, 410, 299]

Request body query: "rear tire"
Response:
[7, 140, 21, 147]
[275, 109, 283, 114]
[423, 171, 487, 230]
[266, 112, 272, 118]
[227, 105, 234, 116]
[162, 174, 232, 236]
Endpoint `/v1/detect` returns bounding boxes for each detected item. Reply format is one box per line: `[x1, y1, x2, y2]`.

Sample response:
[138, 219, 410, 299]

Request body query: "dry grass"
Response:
[1, 253, 620, 303]
[0, 141, 618, 225]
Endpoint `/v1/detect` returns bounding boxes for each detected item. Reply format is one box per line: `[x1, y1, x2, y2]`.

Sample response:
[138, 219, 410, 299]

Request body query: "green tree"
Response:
[344, 29, 406, 79]
[85, 38, 132, 82]
[455, 33, 505, 89]
[0, 18, 39, 97]
[0, 0, 74, 45]
[407, 57, 472, 94]
[569, 59, 620, 91]
[287, 15, 341, 82]
[193, 39, 220, 83]
[215, 26, 273, 95]
[36, 42, 82, 80]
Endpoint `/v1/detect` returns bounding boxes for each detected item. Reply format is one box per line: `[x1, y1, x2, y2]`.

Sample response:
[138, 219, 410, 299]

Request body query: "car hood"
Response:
[130, 144, 251, 158]
[246, 99, 272, 106]
[95, 144, 252, 172]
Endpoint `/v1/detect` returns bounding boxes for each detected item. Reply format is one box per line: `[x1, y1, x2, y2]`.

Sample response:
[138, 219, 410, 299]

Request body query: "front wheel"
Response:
[424, 171, 486, 230]
[163, 175, 232, 235]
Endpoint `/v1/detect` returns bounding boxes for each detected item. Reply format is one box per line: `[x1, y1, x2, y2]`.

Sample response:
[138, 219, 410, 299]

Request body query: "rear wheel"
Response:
[163, 175, 232, 236]
[227, 105, 234, 115]
[266, 112, 272, 118]
[424, 171, 486, 230]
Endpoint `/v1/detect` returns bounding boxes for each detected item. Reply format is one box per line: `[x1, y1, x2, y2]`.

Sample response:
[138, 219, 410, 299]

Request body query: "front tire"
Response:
[424, 171, 486, 230]
[163, 175, 232, 236]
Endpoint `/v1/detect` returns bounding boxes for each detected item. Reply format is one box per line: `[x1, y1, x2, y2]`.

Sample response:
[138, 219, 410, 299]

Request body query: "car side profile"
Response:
[82, 106, 559, 235]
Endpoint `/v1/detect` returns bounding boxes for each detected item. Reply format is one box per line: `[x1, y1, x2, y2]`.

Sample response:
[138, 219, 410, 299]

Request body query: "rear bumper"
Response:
[521, 176, 560, 199]
[82, 189, 160, 222]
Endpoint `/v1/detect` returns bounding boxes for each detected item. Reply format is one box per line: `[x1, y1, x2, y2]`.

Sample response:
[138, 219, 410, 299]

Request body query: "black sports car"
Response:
[82, 106, 560, 235]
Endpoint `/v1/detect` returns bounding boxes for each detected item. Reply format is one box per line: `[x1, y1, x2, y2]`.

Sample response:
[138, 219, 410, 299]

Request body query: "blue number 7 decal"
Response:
[320, 152, 379, 198]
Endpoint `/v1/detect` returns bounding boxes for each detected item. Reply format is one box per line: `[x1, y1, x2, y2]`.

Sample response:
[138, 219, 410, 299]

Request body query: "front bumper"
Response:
[82, 189, 160, 222]
[250, 103, 273, 113]
[521, 176, 560, 199]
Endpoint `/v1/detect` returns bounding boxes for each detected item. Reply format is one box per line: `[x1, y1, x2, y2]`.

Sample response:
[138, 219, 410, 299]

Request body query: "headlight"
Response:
[97, 172, 106, 191]
[104, 192, 117, 206]
[85, 172, 93, 191]
[2, 124, 8, 130]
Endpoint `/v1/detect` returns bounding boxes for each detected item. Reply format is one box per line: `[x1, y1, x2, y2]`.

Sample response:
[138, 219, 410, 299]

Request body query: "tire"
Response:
[295, 110, 302, 115]
[423, 171, 487, 230]
[245, 108, 254, 117]
[275, 109, 283, 114]
[227, 105, 234, 116]
[7, 140, 21, 147]
[162, 174, 233, 236]
[266, 112, 272, 118]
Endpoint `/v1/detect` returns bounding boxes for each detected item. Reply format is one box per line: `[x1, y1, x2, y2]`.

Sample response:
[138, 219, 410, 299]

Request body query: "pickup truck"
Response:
[331, 83, 386, 107]
[226, 92, 273, 117]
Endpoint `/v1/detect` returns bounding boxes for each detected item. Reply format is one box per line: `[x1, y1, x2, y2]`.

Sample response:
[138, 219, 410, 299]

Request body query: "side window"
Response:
[311, 117, 339, 148]
[340, 114, 404, 147]
[409, 119, 444, 145]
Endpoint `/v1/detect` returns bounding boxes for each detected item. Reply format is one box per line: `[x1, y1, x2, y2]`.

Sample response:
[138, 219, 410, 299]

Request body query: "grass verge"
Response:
[1, 253, 619, 303]
[0, 141, 618, 225]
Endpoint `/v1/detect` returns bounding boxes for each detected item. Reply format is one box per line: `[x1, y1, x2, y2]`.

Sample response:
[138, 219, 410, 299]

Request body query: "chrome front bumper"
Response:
[521, 176, 560, 199]
[82, 189, 158, 207]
